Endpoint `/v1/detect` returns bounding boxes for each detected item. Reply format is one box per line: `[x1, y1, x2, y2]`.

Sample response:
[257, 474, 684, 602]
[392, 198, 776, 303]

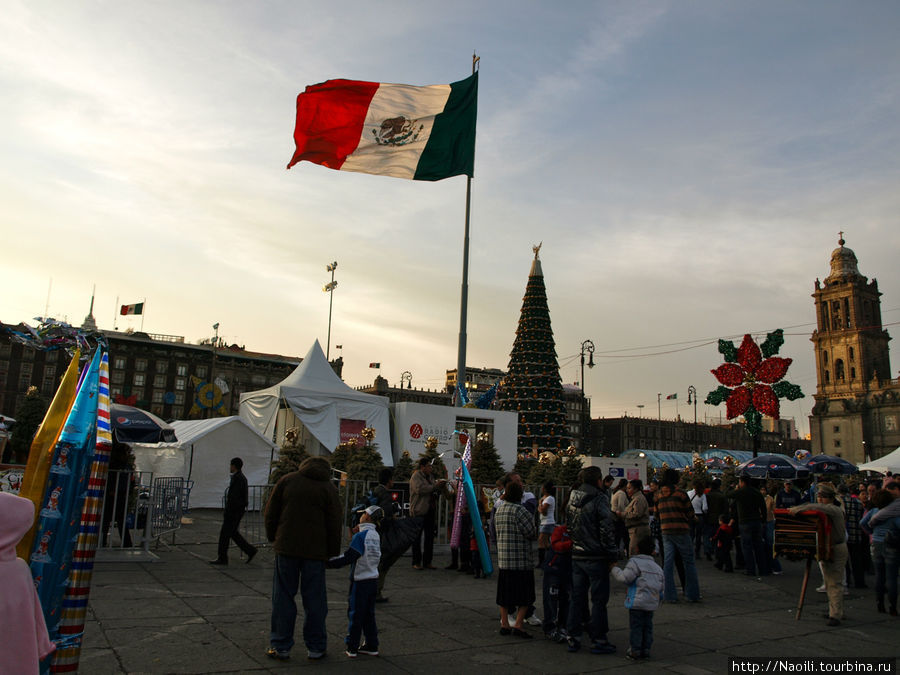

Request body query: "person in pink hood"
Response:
[0, 492, 55, 673]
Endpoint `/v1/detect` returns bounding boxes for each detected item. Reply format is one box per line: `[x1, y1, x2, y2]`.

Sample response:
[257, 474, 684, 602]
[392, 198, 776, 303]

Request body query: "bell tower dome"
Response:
[811, 233, 891, 393]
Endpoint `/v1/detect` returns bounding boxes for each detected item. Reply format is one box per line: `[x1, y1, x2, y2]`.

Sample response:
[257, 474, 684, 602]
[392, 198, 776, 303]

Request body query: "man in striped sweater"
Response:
[655, 471, 701, 603]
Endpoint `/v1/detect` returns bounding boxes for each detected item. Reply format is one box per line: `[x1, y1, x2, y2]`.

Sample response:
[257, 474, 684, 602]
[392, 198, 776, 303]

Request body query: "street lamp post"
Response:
[580, 340, 595, 452]
[401, 371, 412, 389]
[686, 385, 698, 453]
[323, 261, 338, 361]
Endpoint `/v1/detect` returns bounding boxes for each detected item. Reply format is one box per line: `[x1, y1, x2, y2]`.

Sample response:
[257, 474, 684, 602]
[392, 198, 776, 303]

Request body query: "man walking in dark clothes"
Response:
[210, 457, 257, 565]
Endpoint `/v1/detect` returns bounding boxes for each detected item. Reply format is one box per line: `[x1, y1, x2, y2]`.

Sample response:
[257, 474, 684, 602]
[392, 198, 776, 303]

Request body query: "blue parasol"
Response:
[109, 404, 176, 443]
[805, 454, 858, 475]
[736, 453, 811, 480]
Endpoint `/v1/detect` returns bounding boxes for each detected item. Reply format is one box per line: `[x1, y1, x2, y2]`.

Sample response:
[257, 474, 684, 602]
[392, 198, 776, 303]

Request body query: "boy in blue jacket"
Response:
[328, 505, 383, 658]
[611, 536, 664, 660]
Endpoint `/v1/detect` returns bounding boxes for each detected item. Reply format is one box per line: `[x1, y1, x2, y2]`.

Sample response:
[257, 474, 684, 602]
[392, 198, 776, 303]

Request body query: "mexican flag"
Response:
[287, 73, 477, 181]
[120, 302, 143, 316]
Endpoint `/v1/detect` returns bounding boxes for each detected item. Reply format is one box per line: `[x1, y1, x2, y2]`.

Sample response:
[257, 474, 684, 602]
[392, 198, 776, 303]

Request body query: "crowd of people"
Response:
[237, 454, 900, 662]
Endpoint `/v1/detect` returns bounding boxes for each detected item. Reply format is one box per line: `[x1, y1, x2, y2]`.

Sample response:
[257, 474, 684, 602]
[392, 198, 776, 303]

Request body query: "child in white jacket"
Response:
[328, 506, 383, 658]
[611, 536, 664, 660]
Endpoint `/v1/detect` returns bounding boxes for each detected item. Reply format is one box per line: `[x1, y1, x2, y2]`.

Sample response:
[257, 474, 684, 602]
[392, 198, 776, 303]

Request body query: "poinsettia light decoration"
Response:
[705, 329, 804, 437]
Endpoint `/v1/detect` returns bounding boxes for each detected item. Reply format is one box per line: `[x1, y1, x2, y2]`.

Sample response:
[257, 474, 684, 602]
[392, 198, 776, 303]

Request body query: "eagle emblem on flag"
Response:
[372, 116, 423, 146]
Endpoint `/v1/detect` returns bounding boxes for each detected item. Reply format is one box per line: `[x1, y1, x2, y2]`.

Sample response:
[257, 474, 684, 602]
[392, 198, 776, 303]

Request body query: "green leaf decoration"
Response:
[705, 385, 731, 406]
[772, 380, 804, 400]
[760, 328, 785, 358]
[744, 406, 762, 437]
[718, 339, 737, 362]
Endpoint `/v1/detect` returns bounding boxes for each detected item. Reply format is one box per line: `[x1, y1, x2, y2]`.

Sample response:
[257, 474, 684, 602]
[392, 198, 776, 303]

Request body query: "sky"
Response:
[2, 1, 900, 438]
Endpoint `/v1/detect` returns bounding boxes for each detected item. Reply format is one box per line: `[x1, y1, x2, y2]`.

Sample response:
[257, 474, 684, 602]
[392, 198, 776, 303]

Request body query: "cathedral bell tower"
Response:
[810, 234, 895, 461]
[811, 234, 890, 393]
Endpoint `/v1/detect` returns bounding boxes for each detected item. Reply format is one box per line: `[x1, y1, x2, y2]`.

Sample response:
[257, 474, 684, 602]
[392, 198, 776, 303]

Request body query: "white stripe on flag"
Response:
[342, 82, 452, 179]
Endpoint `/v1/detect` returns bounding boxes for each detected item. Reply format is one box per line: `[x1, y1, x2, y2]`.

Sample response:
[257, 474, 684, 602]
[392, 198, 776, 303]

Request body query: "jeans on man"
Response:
[566, 559, 610, 642]
[628, 608, 654, 656]
[662, 533, 700, 602]
[873, 541, 899, 609]
[411, 510, 436, 567]
[739, 520, 769, 576]
[270, 555, 328, 654]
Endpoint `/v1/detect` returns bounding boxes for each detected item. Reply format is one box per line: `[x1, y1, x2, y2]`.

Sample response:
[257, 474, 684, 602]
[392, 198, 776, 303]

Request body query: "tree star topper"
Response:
[704, 329, 804, 436]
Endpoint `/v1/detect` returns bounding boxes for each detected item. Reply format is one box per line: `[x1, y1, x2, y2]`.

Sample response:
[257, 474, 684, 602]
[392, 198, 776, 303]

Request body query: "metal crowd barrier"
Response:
[149, 476, 188, 544]
[242, 484, 274, 547]
[100, 471, 189, 551]
[101, 470, 153, 552]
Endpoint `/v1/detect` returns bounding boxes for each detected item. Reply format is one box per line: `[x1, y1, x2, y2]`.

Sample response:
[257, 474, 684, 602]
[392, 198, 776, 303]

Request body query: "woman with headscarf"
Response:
[0, 492, 55, 673]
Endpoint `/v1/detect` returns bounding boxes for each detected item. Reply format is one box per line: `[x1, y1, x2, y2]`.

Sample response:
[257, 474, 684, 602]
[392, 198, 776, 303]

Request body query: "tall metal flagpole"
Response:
[455, 52, 479, 407]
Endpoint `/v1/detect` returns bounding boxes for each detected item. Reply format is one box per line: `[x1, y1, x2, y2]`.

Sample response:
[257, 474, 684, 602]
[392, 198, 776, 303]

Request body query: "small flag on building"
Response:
[119, 302, 144, 316]
[369, 363, 380, 369]
[666, 393, 678, 400]
[287, 73, 477, 181]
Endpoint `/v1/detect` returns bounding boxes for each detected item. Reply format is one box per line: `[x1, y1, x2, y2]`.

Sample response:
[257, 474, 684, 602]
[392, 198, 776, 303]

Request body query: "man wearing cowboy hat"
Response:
[789, 483, 847, 626]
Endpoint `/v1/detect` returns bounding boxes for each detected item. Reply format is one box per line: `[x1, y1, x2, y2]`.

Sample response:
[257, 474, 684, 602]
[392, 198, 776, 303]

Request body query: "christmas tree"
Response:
[498, 244, 570, 455]
[469, 435, 505, 486]
[269, 427, 309, 484]
[418, 436, 447, 479]
[9, 386, 48, 464]
[393, 450, 415, 482]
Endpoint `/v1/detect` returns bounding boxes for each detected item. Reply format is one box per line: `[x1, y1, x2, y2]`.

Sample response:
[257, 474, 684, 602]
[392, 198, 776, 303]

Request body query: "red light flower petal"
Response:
[725, 386, 752, 419]
[711, 363, 744, 387]
[756, 357, 792, 384]
[736, 334, 762, 374]
[753, 384, 780, 418]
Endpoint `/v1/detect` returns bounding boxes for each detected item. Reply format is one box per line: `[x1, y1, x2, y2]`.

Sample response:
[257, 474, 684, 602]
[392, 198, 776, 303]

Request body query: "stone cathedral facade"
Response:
[809, 236, 900, 463]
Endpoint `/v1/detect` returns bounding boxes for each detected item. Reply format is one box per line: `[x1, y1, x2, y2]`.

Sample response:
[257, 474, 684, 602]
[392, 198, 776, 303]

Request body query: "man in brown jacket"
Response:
[624, 479, 650, 555]
[264, 456, 342, 661]
[409, 457, 447, 569]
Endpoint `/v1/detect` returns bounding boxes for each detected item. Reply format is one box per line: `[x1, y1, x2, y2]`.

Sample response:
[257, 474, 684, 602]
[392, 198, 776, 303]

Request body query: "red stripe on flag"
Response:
[287, 79, 379, 170]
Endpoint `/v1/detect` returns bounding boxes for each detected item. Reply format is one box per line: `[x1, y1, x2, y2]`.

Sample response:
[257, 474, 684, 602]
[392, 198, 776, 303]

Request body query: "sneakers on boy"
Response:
[625, 647, 643, 660]
[590, 639, 616, 655]
[345, 648, 358, 658]
[566, 637, 581, 653]
[307, 650, 326, 660]
[358, 644, 379, 656]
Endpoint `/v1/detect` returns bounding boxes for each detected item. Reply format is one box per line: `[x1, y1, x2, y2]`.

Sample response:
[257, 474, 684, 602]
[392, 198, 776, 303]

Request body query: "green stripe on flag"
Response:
[414, 72, 478, 181]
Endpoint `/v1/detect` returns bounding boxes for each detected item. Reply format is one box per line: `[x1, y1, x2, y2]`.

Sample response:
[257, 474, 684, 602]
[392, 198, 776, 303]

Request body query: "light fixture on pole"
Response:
[211, 322, 220, 420]
[686, 385, 697, 424]
[687, 385, 698, 452]
[323, 261, 338, 361]
[401, 371, 412, 390]
[579, 339, 595, 452]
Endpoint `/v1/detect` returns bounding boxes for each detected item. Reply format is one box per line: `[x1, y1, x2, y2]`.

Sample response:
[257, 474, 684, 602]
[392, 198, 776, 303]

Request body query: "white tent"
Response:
[239, 340, 393, 465]
[131, 416, 278, 508]
[858, 446, 900, 474]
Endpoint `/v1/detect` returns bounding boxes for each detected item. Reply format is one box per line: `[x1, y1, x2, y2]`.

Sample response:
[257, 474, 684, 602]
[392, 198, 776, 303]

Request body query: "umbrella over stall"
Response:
[805, 454, 858, 475]
[109, 404, 177, 443]
[736, 453, 811, 480]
